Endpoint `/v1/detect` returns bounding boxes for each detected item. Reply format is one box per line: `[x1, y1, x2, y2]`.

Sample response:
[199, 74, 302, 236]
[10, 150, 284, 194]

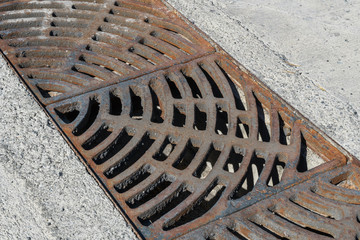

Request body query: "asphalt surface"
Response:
[0, 0, 359, 239]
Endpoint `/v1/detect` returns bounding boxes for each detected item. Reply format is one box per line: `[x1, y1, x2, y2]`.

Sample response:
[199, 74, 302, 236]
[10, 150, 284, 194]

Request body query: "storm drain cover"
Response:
[0, 0, 359, 239]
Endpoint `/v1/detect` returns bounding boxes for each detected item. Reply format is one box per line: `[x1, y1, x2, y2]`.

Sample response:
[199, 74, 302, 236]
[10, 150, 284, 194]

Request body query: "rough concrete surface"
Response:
[1, 0, 359, 239]
[0, 60, 137, 239]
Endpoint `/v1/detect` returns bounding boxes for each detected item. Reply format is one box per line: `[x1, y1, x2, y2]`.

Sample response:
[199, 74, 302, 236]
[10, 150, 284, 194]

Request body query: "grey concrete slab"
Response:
[0, 59, 137, 239]
[1, 0, 359, 239]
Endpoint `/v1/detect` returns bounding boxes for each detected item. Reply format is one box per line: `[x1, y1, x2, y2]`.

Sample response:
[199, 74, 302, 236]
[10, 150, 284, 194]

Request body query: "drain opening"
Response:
[236, 118, 250, 139]
[216, 62, 247, 110]
[268, 206, 335, 238]
[278, 113, 291, 145]
[254, 93, 271, 142]
[193, 104, 207, 131]
[149, 85, 164, 123]
[82, 124, 112, 150]
[93, 128, 133, 165]
[54, 103, 80, 124]
[163, 179, 225, 230]
[130, 87, 143, 120]
[198, 63, 223, 98]
[109, 91, 122, 115]
[226, 226, 247, 240]
[138, 184, 192, 226]
[153, 136, 176, 161]
[72, 97, 100, 136]
[297, 133, 325, 172]
[223, 147, 245, 173]
[231, 153, 265, 199]
[104, 132, 155, 178]
[193, 144, 222, 179]
[248, 215, 288, 239]
[215, 104, 228, 135]
[126, 174, 174, 208]
[115, 164, 154, 193]
[173, 140, 200, 170]
[181, 70, 202, 98]
[37, 84, 63, 98]
[267, 156, 286, 187]
[172, 104, 186, 127]
[165, 75, 182, 99]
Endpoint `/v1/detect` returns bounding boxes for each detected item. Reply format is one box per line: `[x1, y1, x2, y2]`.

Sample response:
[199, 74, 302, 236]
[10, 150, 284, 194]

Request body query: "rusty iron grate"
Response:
[0, 0, 359, 239]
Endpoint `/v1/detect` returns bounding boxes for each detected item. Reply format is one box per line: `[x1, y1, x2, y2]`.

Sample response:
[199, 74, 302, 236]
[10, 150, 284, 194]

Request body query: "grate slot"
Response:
[193, 144, 222, 179]
[173, 140, 199, 170]
[93, 128, 133, 165]
[138, 184, 192, 226]
[223, 147, 244, 173]
[82, 124, 112, 150]
[126, 174, 174, 209]
[115, 164, 153, 194]
[163, 179, 225, 230]
[72, 97, 99, 136]
[172, 104, 186, 127]
[104, 132, 155, 178]
[231, 153, 265, 199]
[215, 104, 228, 135]
[129, 87, 143, 120]
[149, 85, 164, 123]
[153, 136, 176, 161]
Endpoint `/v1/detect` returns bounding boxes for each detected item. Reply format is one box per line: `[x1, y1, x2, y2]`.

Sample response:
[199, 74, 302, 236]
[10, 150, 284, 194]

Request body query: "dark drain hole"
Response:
[115, 164, 153, 193]
[109, 91, 122, 115]
[72, 97, 99, 136]
[37, 85, 62, 98]
[54, 104, 79, 124]
[181, 70, 202, 98]
[172, 105, 186, 127]
[230, 153, 265, 199]
[215, 105, 228, 135]
[254, 93, 271, 142]
[267, 156, 286, 187]
[193, 145, 221, 179]
[194, 105, 207, 130]
[130, 88, 143, 120]
[163, 180, 225, 230]
[126, 174, 173, 209]
[216, 62, 247, 110]
[93, 128, 133, 165]
[153, 137, 176, 161]
[223, 147, 244, 173]
[173, 140, 199, 170]
[279, 113, 291, 145]
[149, 86, 164, 123]
[236, 118, 249, 139]
[104, 132, 155, 178]
[165, 75, 182, 99]
[269, 208, 334, 238]
[138, 184, 191, 226]
[226, 227, 247, 240]
[198, 63, 223, 98]
[82, 124, 112, 150]
[249, 218, 288, 239]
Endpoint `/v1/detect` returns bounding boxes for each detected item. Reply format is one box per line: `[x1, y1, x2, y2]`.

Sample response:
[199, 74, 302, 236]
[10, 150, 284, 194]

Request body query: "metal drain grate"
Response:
[0, 0, 213, 105]
[0, 0, 359, 240]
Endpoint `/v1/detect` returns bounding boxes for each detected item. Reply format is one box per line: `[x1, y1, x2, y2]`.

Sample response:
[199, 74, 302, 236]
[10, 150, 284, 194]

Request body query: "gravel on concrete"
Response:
[1, 0, 359, 239]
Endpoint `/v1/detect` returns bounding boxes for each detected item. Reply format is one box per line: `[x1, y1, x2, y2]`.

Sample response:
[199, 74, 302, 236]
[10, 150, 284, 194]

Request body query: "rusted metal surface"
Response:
[46, 52, 355, 239]
[177, 163, 360, 240]
[0, 0, 359, 240]
[0, 0, 214, 105]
